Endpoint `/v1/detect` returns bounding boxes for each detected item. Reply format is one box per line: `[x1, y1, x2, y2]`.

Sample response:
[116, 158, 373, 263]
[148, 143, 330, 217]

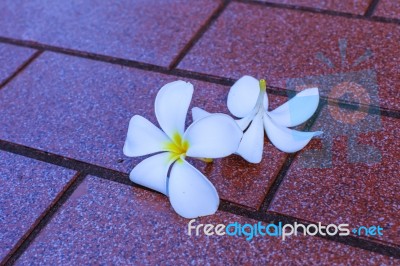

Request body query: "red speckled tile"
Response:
[269, 106, 400, 246]
[0, 43, 35, 84]
[0, 0, 221, 67]
[178, 2, 400, 111]
[16, 176, 396, 265]
[0, 150, 75, 262]
[255, 0, 371, 14]
[0, 52, 288, 209]
[374, 0, 400, 19]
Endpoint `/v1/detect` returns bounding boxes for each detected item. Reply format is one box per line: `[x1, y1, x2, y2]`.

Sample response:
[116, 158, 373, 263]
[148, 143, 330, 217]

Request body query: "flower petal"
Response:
[227, 75, 260, 118]
[123, 115, 169, 157]
[185, 114, 243, 158]
[236, 111, 264, 163]
[155, 80, 193, 139]
[263, 114, 322, 153]
[192, 106, 252, 132]
[236, 115, 253, 131]
[129, 152, 173, 195]
[169, 159, 219, 218]
[263, 93, 269, 111]
[268, 88, 320, 127]
[192, 107, 211, 122]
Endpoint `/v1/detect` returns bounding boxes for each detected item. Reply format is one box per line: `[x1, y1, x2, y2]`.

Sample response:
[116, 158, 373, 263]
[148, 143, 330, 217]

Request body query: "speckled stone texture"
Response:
[269, 106, 400, 246]
[0, 52, 290, 209]
[257, 0, 371, 14]
[0, 150, 75, 262]
[374, 0, 400, 19]
[16, 176, 396, 265]
[178, 2, 400, 111]
[0, 43, 35, 84]
[0, 0, 221, 67]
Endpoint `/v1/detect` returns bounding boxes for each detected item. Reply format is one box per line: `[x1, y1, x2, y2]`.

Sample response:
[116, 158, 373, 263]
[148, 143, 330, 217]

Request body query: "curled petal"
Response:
[236, 111, 264, 163]
[268, 88, 319, 127]
[155, 80, 193, 139]
[129, 152, 173, 195]
[169, 159, 219, 218]
[263, 114, 322, 153]
[228, 75, 260, 118]
[123, 115, 169, 157]
[185, 114, 243, 158]
[192, 107, 211, 122]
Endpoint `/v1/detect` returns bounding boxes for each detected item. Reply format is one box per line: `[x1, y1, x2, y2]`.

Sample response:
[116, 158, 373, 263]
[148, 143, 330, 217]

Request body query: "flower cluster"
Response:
[123, 76, 322, 218]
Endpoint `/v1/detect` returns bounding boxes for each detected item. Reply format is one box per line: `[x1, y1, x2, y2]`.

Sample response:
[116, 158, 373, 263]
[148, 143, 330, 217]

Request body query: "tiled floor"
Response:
[0, 0, 399, 265]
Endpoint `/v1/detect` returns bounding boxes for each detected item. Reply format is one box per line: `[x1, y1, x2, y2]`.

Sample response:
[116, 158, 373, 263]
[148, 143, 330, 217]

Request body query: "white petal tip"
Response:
[314, 131, 323, 136]
[192, 107, 211, 121]
[122, 143, 133, 157]
[155, 80, 194, 139]
[177, 203, 219, 219]
[239, 154, 262, 164]
[123, 115, 169, 157]
[300, 87, 319, 96]
[169, 160, 220, 219]
[228, 76, 260, 118]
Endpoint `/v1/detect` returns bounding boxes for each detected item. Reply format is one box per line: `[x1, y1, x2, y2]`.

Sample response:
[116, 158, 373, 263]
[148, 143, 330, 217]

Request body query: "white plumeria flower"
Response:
[123, 80, 242, 218]
[193, 75, 322, 163]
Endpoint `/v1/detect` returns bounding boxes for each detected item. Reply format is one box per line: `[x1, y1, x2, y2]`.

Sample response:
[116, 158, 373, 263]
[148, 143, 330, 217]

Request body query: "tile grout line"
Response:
[2, 172, 88, 266]
[258, 98, 327, 212]
[0, 139, 399, 259]
[0, 50, 43, 91]
[238, 0, 400, 24]
[0, 37, 399, 119]
[169, 0, 231, 69]
[365, 0, 381, 17]
[0, 36, 236, 87]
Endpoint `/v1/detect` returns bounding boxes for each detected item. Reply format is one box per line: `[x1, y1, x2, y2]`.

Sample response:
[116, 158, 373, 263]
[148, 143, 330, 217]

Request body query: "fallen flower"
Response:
[193, 75, 322, 163]
[123, 80, 242, 218]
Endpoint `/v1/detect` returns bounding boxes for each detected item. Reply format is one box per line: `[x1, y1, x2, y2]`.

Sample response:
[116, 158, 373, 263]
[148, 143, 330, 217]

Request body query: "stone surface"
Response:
[16, 176, 397, 265]
[0, 52, 290, 209]
[269, 105, 400, 246]
[258, 0, 371, 14]
[0, 43, 35, 85]
[178, 2, 400, 111]
[374, 0, 400, 19]
[0, 0, 221, 67]
[0, 150, 75, 262]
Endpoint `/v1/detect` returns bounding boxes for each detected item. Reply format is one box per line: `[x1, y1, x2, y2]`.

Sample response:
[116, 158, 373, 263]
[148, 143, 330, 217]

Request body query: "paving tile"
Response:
[269, 105, 400, 246]
[178, 2, 400, 111]
[0, 43, 35, 84]
[0, 150, 76, 262]
[16, 176, 397, 265]
[0, 52, 289, 209]
[0, 0, 221, 67]
[255, 0, 371, 14]
[374, 0, 400, 19]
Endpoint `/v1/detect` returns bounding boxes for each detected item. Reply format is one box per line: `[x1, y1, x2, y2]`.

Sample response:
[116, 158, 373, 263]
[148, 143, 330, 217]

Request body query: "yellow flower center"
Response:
[259, 79, 267, 92]
[164, 132, 189, 162]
